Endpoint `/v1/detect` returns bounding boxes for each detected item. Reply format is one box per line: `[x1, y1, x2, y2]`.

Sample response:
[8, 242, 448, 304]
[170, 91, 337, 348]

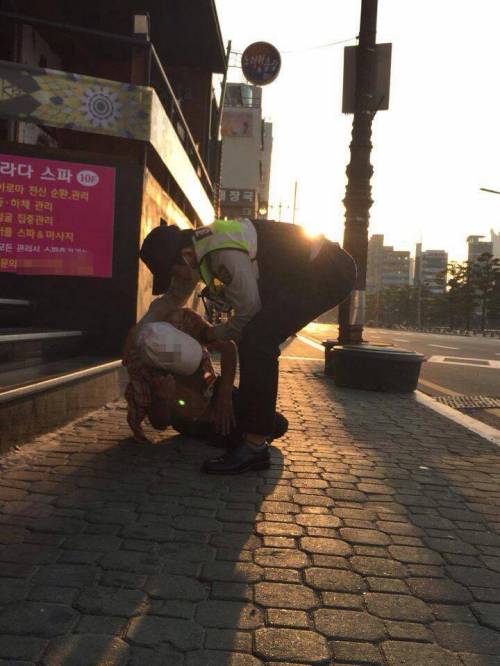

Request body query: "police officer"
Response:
[138, 217, 356, 474]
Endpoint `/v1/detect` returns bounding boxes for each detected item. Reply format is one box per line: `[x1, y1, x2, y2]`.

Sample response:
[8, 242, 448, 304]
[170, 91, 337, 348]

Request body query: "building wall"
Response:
[382, 249, 410, 289]
[220, 83, 272, 219]
[220, 108, 262, 186]
[421, 250, 448, 293]
[167, 65, 213, 167]
[467, 236, 493, 262]
[0, 143, 143, 354]
[490, 229, 500, 259]
[136, 169, 198, 321]
[367, 234, 409, 292]
[259, 121, 273, 216]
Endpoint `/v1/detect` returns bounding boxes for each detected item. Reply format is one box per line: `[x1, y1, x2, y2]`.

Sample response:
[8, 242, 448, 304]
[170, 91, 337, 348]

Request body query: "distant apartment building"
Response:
[366, 234, 410, 293]
[414, 244, 448, 293]
[467, 235, 493, 262]
[492, 229, 500, 259]
[219, 83, 273, 219]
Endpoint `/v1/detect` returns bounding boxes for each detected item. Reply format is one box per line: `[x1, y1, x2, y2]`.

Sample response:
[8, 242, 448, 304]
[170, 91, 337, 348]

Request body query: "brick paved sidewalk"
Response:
[0, 359, 500, 665]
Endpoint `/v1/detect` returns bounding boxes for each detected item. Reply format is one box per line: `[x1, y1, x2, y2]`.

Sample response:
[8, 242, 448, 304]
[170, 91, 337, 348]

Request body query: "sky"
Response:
[215, 0, 500, 262]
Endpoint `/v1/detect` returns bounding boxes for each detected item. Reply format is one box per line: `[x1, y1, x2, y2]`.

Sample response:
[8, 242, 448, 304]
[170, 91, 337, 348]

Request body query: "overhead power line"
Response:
[230, 35, 357, 59]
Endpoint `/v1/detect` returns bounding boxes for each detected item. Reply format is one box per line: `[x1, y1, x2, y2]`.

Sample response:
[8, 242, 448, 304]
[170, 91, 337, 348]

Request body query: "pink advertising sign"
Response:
[0, 154, 115, 277]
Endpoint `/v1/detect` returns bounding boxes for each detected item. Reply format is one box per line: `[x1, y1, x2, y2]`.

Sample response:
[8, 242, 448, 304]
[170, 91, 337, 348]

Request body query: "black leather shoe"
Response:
[201, 441, 270, 475]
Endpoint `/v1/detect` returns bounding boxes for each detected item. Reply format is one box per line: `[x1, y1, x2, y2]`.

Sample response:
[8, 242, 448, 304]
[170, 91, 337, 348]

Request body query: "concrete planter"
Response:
[323, 342, 425, 393]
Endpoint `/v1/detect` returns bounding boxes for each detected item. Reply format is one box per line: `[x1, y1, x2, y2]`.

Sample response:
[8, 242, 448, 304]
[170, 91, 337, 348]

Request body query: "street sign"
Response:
[241, 42, 281, 86]
[342, 43, 392, 113]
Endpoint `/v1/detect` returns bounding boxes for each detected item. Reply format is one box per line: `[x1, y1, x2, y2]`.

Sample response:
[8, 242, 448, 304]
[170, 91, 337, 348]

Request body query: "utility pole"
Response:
[338, 0, 378, 344]
[292, 180, 298, 224]
[214, 40, 232, 216]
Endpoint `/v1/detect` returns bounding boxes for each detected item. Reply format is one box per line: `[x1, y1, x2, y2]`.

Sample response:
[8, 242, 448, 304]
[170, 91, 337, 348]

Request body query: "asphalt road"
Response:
[289, 323, 500, 430]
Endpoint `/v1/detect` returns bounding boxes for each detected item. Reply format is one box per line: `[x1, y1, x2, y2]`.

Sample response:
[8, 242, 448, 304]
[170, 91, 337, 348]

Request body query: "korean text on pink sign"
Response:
[0, 154, 115, 277]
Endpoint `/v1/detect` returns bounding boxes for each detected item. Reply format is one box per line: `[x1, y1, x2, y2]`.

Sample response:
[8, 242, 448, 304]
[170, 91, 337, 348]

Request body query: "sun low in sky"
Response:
[216, 0, 500, 262]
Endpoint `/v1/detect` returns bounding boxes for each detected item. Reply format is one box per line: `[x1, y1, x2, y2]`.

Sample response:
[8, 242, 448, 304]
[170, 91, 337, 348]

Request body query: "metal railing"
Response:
[0, 10, 213, 198]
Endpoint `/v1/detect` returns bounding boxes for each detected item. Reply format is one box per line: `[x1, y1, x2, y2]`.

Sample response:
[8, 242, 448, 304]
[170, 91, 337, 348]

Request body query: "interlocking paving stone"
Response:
[321, 592, 363, 609]
[254, 548, 309, 568]
[205, 629, 253, 652]
[75, 615, 126, 635]
[74, 586, 147, 616]
[367, 576, 409, 593]
[364, 592, 433, 622]
[305, 567, 365, 592]
[300, 537, 352, 556]
[254, 582, 318, 609]
[0, 636, 48, 661]
[350, 556, 406, 578]
[339, 528, 391, 546]
[196, 600, 263, 629]
[382, 640, 463, 665]
[145, 574, 208, 601]
[187, 651, 263, 666]
[2, 360, 500, 664]
[128, 647, 185, 666]
[447, 566, 500, 588]
[424, 537, 479, 555]
[256, 522, 303, 536]
[314, 608, 385, 641]
[459, 655, 500, 666]
[388, 545, 444, 565]
[126, 616, 204, 650]
[267, 609, 309, 628]
[431, 621, 500, 654]
[295, 514, 341, 528]
[332, 640, 383, 664]
[31, 565, 98, 588]
[407, 577, 472, 604]
[41, 635, 129, 666]
[254, 627, 329, 663]
[0, 603, 78, 638]
[384, 620, 432, 642]
[471, 602, 500, 630]
[201, 562, 262, 583]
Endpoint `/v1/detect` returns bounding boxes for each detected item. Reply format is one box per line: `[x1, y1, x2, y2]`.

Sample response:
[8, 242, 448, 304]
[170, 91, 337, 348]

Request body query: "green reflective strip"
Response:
[195, 218, 252, 287]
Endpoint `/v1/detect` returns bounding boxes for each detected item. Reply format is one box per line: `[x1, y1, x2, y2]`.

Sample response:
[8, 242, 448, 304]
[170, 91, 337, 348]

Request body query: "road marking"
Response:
[281, 355, 321, 361]
[415, 391, 500, 447]
[418, 378, 461, 396]
[427, 355, 500, 369]
[297, 334, 325, 352]
[428, 344, 460, 350]
[394, 339, 409, 344]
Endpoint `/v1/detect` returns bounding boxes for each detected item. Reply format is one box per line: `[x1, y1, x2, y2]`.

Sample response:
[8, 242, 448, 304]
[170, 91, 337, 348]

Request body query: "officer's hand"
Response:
[214, 387, 236, 436]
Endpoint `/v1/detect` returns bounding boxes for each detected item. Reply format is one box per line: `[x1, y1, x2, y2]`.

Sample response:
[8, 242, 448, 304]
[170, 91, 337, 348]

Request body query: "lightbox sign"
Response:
[241, 42, 281, 86]
[0, 154, 115, 277]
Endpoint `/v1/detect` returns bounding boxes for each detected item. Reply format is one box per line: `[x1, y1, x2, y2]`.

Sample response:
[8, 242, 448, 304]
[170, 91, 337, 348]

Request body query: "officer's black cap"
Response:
[140, 222, 183, 295]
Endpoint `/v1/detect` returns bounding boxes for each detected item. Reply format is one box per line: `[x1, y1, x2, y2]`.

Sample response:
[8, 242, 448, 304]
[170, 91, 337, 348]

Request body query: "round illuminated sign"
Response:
[241, 42, 281, 86]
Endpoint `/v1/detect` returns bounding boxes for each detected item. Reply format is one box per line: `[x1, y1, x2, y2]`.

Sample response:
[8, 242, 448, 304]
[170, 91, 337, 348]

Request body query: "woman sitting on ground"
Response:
[123, 307, 288, 446]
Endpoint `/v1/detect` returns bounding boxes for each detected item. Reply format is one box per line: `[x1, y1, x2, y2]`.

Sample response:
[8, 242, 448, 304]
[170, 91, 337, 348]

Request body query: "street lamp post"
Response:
[327, 0, 425, 393]
[338, 0, 378, 344]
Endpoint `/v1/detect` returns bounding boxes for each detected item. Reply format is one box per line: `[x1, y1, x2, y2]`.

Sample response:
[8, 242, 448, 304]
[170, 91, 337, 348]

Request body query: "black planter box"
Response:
[324, 343, 425, 393]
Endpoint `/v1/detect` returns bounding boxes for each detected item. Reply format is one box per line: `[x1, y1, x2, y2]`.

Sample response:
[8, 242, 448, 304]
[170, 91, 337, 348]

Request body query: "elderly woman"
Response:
[123, 308, 287, 453]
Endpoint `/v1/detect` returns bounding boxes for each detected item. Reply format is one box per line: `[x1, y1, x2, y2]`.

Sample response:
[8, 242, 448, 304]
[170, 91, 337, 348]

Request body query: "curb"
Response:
[415, 390, 500, 447]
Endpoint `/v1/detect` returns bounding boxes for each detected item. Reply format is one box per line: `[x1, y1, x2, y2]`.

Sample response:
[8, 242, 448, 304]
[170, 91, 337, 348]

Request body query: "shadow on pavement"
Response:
[0, 401, 283, 665]
[314, 371, 500, 663]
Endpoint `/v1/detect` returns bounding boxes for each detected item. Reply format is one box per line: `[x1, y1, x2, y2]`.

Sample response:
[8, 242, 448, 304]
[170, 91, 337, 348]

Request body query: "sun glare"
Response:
[300, 222, 322, 238]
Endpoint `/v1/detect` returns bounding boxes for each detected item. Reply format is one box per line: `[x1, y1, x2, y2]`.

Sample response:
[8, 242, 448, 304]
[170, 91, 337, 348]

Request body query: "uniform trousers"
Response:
[237, 240, 356, 436]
